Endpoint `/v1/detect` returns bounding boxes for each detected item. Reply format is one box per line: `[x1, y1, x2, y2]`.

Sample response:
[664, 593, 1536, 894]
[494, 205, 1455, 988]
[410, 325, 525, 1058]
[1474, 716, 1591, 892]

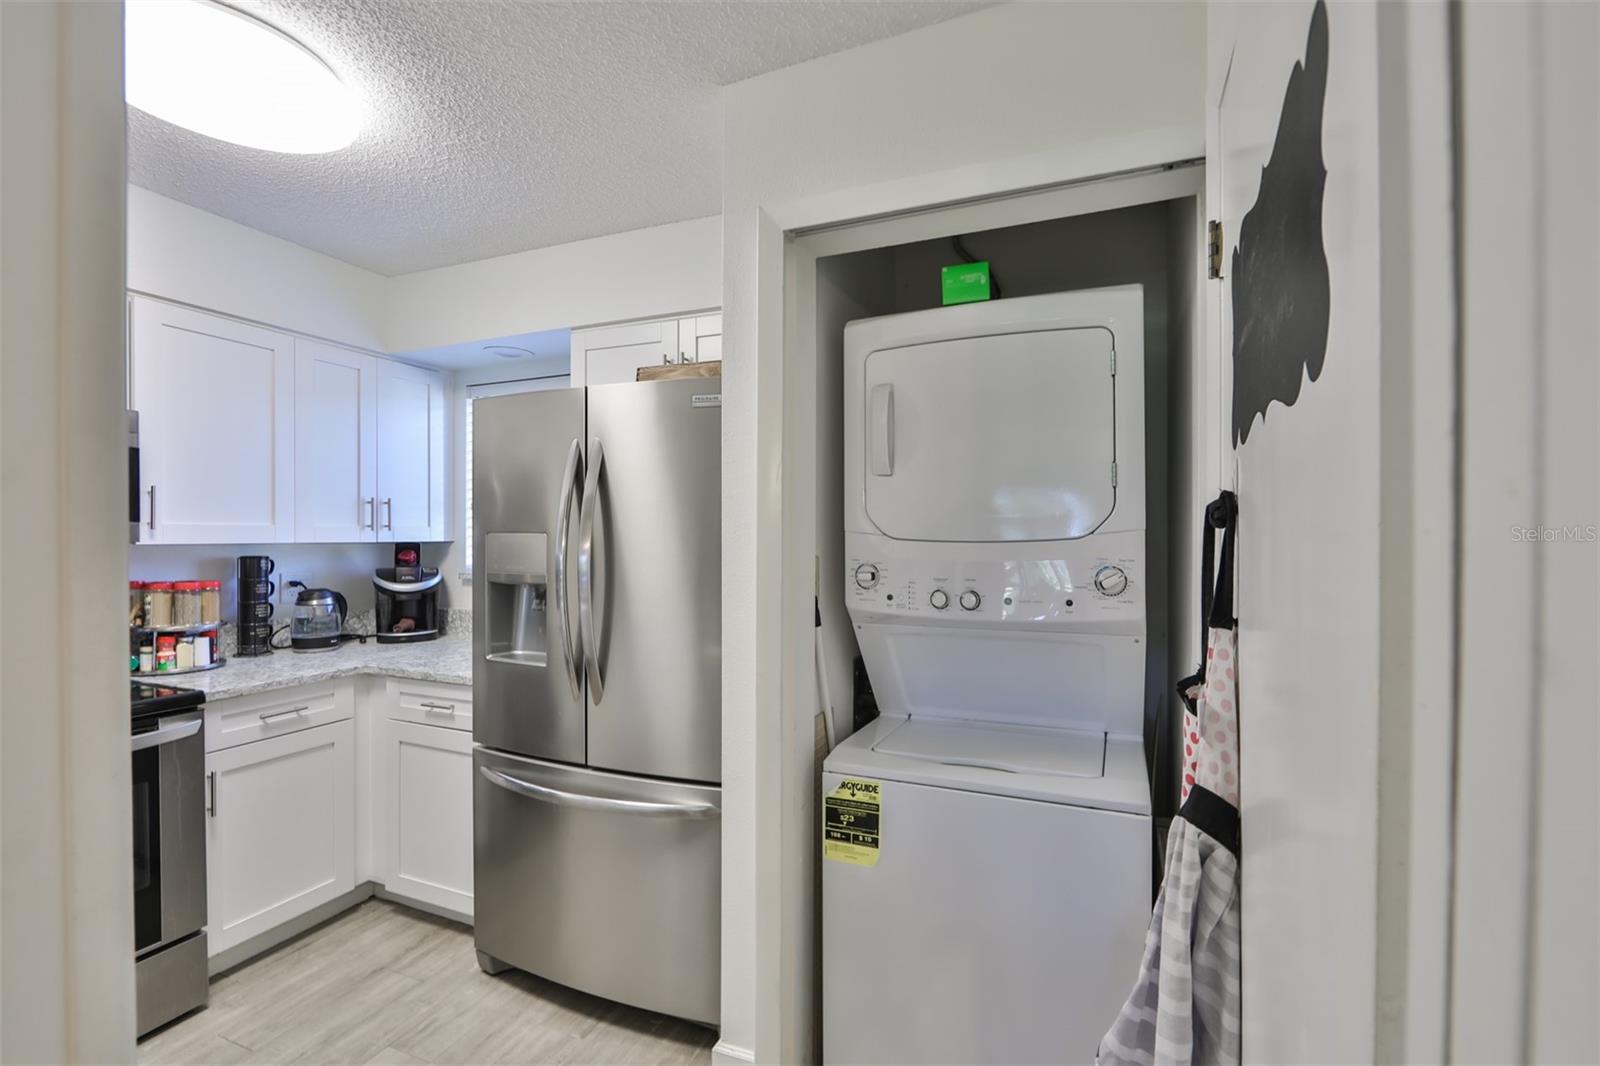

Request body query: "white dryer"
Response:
[824, 287, 1152, 1065]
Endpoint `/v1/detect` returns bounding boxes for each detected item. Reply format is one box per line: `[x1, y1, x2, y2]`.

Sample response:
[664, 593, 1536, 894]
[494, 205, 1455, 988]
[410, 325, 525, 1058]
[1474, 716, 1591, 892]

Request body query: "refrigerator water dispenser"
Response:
[485, 532, 549, 668]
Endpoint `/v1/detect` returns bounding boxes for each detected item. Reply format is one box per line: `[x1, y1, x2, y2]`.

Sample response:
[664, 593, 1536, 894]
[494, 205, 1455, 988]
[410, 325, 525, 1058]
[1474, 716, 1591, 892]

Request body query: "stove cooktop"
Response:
[130, 680, 204, 719]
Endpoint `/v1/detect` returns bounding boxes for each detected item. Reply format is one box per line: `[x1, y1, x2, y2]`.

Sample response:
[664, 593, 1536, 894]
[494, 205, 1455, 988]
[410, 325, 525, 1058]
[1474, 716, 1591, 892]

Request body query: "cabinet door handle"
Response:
[207, 770, 217, 817]
[364, 497, 375, 529]
[383, 498, 393, 531]
[420, 701, 456, 715]
[259, 705, 309, 723]
[147, 485, 156, 531]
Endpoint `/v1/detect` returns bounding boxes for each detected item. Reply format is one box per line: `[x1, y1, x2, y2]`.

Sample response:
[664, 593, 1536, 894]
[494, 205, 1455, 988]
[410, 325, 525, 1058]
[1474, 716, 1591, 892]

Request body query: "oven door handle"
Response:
[131, 717, 202, 752]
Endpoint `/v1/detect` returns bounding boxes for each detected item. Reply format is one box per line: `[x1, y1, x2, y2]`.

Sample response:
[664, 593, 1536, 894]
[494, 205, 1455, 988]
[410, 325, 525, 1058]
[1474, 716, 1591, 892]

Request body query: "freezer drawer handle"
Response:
[479, 765, 717, 820]
[577, 436, 606, 705]
[554, 436, 583, 700]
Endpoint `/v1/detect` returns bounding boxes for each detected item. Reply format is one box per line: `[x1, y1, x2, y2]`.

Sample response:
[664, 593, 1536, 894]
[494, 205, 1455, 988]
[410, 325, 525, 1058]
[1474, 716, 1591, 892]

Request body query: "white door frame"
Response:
[1450, 3, 1599, 1063]
[0, 1, 135, 1060]
[745, 126, 1206, 1064]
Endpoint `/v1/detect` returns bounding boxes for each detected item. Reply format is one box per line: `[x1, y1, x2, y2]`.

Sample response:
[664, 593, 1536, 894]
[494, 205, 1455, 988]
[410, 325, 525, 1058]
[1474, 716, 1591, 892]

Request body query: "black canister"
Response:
[235, 555, 275, 656]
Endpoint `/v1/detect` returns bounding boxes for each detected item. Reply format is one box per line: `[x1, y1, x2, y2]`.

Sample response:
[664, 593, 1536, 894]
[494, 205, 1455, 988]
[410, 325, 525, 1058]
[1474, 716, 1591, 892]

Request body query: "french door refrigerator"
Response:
[472, 377, 721, 1026]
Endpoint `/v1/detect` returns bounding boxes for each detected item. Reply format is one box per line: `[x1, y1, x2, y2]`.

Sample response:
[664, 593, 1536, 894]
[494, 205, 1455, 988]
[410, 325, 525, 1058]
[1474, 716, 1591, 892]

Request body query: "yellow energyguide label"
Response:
[823, 777, 881, 867]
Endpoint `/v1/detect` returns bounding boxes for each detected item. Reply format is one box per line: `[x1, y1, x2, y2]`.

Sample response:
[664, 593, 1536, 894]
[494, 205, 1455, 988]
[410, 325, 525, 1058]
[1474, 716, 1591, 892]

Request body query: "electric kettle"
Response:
[287, 582, 347, 652]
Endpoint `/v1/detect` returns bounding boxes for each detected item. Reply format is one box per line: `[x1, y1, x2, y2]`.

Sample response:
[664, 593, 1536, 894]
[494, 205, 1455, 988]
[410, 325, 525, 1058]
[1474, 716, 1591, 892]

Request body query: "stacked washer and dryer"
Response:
[823, 286, 1153, 1065]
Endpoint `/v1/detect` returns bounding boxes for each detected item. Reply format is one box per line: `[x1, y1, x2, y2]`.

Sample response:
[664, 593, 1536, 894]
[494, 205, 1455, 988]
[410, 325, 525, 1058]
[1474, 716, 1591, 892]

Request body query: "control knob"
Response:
[929, 589, 950, 610]
[854, 563, 880, 590]
[1093, 565, 1129, 597]
[959, 590, 982, 611]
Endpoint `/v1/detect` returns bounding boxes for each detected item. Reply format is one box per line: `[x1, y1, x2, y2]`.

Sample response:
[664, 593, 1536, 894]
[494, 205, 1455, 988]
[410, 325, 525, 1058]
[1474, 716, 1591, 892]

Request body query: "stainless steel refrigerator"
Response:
[471, 377, 721, 1026]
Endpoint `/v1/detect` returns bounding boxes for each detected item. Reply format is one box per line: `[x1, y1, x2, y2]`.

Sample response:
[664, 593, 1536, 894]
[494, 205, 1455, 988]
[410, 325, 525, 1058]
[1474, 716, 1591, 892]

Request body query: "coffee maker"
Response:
[373, 543, 440, 644]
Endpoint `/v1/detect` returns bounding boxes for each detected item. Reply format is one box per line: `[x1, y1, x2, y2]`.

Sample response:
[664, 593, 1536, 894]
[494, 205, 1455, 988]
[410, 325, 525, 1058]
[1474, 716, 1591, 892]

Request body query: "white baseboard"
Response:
[712, 1039, 756, 1064]
[208, 883, 375, 976]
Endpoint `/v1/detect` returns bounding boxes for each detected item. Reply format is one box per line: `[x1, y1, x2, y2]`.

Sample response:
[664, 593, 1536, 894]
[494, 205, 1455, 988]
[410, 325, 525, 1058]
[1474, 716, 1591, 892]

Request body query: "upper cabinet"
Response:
[375, 359, 448, 542]
[571, 312, 722, 386]
[295, 339, 378, 543]
[678, 313, 722, 365]
[131, 296, 296, 544]
[132, 296, 449, 545]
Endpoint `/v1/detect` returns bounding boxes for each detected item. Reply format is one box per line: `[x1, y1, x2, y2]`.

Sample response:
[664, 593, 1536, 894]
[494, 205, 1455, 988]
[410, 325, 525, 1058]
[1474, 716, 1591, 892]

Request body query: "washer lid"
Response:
[824, 715, 1151, 814]
[872, 717, 1105, 778]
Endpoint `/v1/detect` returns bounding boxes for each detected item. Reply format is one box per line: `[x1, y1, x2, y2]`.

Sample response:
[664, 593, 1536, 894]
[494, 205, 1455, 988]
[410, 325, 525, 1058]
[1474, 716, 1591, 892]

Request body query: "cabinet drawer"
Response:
[386, 679, 472, 732]
[206, 681, 352, 752]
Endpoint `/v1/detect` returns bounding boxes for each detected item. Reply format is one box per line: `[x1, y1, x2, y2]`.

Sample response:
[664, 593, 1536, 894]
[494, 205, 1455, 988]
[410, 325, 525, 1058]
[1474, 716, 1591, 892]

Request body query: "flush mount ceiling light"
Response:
[125, 0, 360, 154]
[484, 345, 536, 360]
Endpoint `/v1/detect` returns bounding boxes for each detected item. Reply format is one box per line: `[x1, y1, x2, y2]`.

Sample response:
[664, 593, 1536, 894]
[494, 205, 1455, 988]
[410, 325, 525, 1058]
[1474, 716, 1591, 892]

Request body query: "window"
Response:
[463, 375, 570, 575]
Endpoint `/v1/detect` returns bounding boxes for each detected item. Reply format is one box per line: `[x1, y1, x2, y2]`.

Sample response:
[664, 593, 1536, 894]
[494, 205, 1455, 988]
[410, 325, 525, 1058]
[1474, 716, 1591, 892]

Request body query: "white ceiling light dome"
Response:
[125, 0, 361, 154]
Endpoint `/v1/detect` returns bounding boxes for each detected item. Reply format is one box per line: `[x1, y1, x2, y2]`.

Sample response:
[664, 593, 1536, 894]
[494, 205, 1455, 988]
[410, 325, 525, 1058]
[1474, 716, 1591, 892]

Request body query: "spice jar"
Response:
[146, 582, 174, 628]
[155, 634, 177, 672]
[200, 580, 222, 624]
[173, 581, 203, 627]
[138, 641, 154, 674]
[129, 581, 145, 627]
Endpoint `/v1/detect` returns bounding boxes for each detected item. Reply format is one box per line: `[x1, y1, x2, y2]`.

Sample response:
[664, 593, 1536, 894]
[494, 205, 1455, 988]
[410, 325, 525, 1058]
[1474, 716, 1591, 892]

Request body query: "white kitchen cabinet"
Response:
[376, 716, 474, 918]
[570, 313, 722, 386]
[676, 313, 723, 364]
[376, 359, 448, 542]
[570, 319, 677, 386]
[205, 718, 356, 956]
[294, 339, 378, 542]
[375, 679, 473, 917]
[130, 296, 295, 543]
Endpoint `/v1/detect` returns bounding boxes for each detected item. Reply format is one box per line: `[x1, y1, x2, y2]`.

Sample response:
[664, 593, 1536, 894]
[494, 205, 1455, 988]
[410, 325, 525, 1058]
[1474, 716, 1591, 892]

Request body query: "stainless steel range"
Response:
[131, 680, 208, 1036]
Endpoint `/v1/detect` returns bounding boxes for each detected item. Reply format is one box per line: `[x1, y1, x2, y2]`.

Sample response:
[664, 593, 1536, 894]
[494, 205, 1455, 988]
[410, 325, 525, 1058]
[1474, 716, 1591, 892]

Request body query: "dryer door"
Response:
[862, 326, 1117, 542]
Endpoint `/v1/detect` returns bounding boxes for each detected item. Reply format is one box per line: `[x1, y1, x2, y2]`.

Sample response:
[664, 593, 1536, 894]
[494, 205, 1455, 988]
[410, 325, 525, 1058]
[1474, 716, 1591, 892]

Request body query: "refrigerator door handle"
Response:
[554, 437, 584, 700]
[577, 436, 606, 705]
[478, 765, 717, 819]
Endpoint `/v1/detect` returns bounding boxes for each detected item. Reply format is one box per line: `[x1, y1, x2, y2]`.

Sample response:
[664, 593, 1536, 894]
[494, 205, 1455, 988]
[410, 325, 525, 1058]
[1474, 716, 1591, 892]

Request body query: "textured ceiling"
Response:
[128, 0, 989, 276]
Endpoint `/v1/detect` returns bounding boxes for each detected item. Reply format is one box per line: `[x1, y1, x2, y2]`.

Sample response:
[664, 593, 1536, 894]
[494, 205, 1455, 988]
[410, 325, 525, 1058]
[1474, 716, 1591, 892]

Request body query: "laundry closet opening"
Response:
[773, 164, 1213, 1060]
[809, 178, 1206, 816]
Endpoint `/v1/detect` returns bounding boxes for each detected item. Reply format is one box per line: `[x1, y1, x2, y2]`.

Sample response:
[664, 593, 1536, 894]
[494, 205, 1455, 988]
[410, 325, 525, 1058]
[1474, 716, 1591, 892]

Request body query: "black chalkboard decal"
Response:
[1231, 0, 1331, 448]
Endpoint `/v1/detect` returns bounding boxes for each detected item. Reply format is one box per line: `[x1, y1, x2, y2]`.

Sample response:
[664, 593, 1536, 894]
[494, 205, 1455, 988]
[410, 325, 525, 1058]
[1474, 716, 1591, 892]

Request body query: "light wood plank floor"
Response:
[139, 900, 716, 1066]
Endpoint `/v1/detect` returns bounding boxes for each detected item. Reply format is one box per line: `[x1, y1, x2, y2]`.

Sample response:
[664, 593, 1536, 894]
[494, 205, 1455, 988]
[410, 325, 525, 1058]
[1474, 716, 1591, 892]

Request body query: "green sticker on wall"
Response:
[941, 261, 991, 305]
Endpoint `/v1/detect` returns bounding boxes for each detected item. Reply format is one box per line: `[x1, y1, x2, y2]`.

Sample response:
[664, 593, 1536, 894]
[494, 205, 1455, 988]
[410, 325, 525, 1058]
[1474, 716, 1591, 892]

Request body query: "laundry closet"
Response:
[798, 169, 1212, 1063]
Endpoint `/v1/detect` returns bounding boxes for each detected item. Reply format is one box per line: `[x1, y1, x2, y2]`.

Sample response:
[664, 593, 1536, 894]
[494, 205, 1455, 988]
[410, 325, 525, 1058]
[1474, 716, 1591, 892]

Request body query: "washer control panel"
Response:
[846, 552, 1144, 626]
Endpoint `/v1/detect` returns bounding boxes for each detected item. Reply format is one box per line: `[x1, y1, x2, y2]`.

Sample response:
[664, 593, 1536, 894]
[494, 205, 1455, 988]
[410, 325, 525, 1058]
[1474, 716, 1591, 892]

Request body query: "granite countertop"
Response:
[163, 632, 473, 702]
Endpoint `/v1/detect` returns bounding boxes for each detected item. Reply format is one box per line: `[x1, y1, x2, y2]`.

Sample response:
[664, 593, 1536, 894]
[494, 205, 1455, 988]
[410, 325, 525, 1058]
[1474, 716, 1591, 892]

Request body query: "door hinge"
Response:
[1207, 220, 1224, 279]
[1110, 349, 1117, 376]
[1111, 461, 1118, 487]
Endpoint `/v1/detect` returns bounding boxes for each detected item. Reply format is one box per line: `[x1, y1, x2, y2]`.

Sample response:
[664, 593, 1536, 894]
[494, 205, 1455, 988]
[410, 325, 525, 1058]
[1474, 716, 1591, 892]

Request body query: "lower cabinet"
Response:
[202, 676, 472, 965]
[375, 679, 474, 918]
[205, 718, 357, 956]
[376, 718, 474, 917]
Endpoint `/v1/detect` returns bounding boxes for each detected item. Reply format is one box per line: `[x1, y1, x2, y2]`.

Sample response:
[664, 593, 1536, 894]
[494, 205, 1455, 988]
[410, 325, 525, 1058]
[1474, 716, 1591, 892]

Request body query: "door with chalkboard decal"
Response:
[1208, 1, 1388, 1061]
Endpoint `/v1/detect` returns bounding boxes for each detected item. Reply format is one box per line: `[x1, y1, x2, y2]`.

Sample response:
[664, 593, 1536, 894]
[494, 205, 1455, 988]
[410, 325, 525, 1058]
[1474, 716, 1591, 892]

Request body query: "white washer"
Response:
[825, 287, 1152, 1065]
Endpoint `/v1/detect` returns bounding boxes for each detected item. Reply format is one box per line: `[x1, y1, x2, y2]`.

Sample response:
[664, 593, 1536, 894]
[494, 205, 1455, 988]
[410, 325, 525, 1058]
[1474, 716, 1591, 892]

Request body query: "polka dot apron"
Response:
[1101, 491, 1240, 1066]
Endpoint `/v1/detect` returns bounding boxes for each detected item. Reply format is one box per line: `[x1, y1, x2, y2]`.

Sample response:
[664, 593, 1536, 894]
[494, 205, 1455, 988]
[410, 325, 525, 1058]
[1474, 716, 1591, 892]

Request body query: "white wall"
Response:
[128, 542, 450, 621]
[1, 2, 135, 1059]
[718, 3, 1205, 1058]
[128, 185, 387, 350]
[384, 216, 721, 354]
